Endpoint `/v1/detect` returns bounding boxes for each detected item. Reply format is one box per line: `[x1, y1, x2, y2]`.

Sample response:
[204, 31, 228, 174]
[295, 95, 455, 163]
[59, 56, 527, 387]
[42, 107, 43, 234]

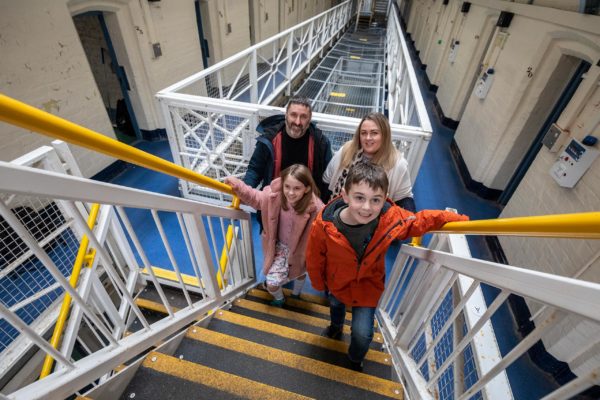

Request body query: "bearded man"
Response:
[243, 96, 332, 202]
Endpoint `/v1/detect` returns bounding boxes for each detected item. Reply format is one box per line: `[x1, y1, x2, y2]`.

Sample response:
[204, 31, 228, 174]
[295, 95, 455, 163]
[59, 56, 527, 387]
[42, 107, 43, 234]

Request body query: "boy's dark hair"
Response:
[286, 96, 313, 113]
[344, 161, 389, 195]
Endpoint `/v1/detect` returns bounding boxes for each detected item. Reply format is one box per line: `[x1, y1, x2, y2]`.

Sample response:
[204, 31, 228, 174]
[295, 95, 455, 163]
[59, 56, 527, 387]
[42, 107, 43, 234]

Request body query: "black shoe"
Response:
[321, 325, 342, 340]
[290, 293, 301, 300]
[347, 357, 364, 372]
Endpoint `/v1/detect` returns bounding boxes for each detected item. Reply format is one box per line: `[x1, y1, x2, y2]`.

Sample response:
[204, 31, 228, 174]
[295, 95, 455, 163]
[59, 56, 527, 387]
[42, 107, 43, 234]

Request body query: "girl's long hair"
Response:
[280, 164, 319, 214]
[340, 112, 398, 171]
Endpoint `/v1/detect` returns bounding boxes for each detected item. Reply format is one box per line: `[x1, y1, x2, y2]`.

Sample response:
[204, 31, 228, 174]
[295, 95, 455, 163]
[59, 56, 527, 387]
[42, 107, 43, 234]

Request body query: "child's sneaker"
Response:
[347, 356, 364, 372]
[290, 293, 301, 300]
[269, 298, 285, 307]
[321, 325, 342, 340]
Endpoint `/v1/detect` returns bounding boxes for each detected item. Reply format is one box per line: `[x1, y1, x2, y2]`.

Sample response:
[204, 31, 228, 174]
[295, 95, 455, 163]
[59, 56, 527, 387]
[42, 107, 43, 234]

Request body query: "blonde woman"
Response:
[323, 112, 416, 212]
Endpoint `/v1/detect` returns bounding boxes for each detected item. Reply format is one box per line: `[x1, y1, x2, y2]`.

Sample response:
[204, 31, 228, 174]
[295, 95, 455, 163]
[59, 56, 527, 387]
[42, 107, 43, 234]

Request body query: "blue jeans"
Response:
[328, 293, 375, 363]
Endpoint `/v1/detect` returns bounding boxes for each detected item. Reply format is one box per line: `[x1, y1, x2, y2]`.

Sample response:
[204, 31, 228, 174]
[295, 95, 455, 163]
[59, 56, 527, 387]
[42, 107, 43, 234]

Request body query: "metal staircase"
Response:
[111, 283, 403, 400]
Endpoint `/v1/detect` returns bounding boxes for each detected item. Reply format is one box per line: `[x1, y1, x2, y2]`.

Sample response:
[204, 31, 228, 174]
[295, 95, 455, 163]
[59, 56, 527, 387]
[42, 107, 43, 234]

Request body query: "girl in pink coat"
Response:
[225, 164, 324, 306]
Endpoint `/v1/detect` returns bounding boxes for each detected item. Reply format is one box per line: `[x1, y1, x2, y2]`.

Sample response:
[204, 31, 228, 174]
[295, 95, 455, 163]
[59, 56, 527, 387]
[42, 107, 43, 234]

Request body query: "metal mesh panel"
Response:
[463, 324, 483, 400]
[295, 27, 386, 118]
[0, 195, 79, 352]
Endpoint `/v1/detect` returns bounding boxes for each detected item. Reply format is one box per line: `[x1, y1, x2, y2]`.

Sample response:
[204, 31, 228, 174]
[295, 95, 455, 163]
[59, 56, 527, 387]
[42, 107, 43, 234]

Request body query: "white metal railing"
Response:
[387, 3, 432, 130]
[378, 234, 600, 400]
[160, 1, 352, 105]
[155, 97, 431, 204]
[158, 1, 432, 206]
[0, 158, 254, 399]
[0, 142, 134, 381]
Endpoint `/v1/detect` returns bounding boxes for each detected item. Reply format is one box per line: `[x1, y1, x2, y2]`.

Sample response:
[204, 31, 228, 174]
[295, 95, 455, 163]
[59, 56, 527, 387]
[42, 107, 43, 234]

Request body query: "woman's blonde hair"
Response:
[280, 164, 319, 214]
[340, 112, 398, 171]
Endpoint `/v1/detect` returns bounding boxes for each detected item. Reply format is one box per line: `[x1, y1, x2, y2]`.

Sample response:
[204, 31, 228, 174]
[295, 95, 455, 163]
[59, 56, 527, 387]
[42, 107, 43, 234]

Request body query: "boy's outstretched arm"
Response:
[306, 222, 328, 292]
[402, 209, 469, 239]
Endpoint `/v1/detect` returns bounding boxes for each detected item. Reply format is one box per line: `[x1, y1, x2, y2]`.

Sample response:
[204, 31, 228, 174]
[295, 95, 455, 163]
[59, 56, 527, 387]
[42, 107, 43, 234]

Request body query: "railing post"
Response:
[249, 49, 258, 103]
[306, 20, 314, 74]
[286, 31, 294, 96]
[183, 213, 222, 302]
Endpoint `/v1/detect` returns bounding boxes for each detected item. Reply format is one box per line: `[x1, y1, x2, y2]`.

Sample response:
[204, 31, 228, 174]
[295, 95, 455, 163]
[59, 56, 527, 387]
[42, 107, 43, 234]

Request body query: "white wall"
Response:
[0, 0, 204, 177]
[0, 1, 115, 178]
[402, 0, 600, 377]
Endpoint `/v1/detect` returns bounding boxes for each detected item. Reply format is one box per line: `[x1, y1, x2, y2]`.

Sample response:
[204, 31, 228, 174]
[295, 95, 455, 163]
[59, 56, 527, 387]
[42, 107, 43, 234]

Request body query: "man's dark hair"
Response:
[344, 161, 389, 195]
[286, 96, 313, 113]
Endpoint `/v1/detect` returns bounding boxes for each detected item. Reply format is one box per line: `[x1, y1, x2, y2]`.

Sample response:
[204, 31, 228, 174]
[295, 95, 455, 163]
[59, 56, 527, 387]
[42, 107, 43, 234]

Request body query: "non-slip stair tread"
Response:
[138, 282, 203, 310]
[122, 352, 312, 400]
[214, 310, 390, 365]
[182, 327, 402, 399]
[234, 299, 384, 344]
[127, 307, 170, 334]
[229, 305, 383, 351]
[247, 289, 353, 322]
[209, 315, 391, 379]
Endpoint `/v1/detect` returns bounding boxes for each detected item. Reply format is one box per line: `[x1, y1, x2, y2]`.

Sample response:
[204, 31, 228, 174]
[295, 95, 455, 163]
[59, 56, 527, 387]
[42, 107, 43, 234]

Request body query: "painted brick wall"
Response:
[146, 0, 204, 93]
[0, 1, 116, 178]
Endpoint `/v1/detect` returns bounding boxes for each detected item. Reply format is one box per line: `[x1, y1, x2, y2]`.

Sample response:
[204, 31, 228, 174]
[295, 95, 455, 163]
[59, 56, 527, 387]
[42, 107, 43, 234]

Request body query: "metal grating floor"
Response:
[295, 28, 387, 118]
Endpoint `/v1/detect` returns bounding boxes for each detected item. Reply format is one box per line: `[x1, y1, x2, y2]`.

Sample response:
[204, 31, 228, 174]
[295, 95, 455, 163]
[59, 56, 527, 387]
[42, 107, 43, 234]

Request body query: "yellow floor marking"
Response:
[143, 352, 313, 400]
[248, 289, 353, 320]
[330, 92, 346, 97]
[350, 55, 361, 59]
[215, 310, 390, 365]
[235, 299, 383, 344]
[186, 328, 402, 398]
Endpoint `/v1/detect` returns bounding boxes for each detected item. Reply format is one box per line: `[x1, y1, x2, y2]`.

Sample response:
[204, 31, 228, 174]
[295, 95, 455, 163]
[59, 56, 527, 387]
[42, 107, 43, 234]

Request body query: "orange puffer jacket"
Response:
[306, 197, 469, 307]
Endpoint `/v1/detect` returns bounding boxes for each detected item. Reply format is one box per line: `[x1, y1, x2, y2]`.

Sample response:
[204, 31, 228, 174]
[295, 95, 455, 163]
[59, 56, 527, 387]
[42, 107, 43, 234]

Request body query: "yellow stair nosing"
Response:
[143, 352, 314, 400]
[234, 298, 384, 344]
[280, 288, 328, 306]
[215, 309, 390, 365]
[186, 327, 402, 399]
[141, 266, 202, 287]
[134, 298, 180, 314]
[248, 289, 353, 321]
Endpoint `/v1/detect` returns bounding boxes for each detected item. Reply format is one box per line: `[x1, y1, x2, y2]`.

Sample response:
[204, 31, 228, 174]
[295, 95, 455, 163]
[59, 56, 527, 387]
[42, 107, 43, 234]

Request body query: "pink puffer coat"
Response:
[228, 177, 324, 280]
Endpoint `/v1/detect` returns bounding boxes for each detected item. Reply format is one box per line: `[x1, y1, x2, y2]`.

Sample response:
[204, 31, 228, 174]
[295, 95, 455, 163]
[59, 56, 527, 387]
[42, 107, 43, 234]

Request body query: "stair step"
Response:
[124, 352, 309, 400]
[234, 298, 384, 344]
[247, 288, 352, 321]
[184, 327, 403, 399]
[249, 288, 379, 328]
[214, 309, 391, 367]
[138, 281, 203, 309]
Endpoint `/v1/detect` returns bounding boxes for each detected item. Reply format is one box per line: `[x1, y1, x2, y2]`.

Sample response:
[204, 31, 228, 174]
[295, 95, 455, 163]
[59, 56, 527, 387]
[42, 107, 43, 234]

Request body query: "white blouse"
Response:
[323, 148, 414, 201]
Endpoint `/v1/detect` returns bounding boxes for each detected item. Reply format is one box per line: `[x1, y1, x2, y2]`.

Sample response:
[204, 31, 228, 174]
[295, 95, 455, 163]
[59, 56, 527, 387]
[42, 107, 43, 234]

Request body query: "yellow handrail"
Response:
[0, 93, 237, 202]
[0, 93, 244, 293]
[40, 203, 101, 379]
[434, 212, 600, 239]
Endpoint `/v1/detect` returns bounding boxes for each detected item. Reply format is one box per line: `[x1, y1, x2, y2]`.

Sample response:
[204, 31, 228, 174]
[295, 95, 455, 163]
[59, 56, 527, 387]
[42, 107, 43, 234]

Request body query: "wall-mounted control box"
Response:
[474, 68, 494, 99]
[448, 40, 460, 63]
[550, 139, 599, 188]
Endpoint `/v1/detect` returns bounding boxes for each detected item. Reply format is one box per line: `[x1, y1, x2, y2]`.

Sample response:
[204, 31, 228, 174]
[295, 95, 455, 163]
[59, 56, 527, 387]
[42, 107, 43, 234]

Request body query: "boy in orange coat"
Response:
[306, 161, 469, 371]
